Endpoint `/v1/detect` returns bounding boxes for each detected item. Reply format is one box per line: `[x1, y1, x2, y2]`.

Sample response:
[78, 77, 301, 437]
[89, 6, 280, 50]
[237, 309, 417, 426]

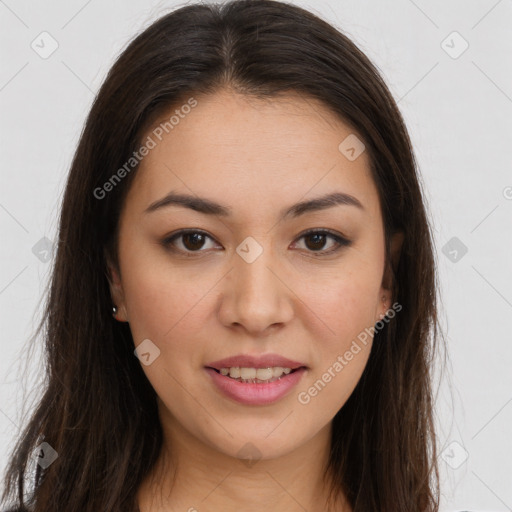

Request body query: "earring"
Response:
[112, 305, 118, 317]
[380, 296, 388, 319]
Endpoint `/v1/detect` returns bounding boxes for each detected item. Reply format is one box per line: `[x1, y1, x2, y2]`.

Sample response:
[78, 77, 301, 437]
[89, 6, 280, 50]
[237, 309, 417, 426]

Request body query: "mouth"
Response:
[204, 354, 308, 405]
[206, 365, 305, 384]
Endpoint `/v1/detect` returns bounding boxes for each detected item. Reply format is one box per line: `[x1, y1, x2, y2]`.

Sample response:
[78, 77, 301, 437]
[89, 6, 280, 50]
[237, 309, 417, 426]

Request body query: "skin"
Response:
[108, 88, 403, 512]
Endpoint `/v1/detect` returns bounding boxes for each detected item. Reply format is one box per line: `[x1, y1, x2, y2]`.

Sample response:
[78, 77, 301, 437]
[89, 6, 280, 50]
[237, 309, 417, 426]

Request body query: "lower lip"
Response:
[204, 367, 307, 405]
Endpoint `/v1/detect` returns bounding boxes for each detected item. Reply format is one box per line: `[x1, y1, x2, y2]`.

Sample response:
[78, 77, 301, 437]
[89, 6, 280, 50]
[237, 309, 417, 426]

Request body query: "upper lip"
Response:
[206, 353, 307, 370]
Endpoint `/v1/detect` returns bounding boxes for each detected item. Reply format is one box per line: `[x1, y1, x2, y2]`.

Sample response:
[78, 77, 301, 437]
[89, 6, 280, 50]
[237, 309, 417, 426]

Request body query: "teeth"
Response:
[256, 368, 273, 380]
[218, 366, 294, 382]
[240, 367, 256, 380]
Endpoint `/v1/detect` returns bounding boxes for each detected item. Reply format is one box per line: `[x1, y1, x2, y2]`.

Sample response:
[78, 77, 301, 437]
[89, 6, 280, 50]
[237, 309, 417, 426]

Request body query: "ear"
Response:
[105, 251, 129, 322]
[378, 230, 404, 318]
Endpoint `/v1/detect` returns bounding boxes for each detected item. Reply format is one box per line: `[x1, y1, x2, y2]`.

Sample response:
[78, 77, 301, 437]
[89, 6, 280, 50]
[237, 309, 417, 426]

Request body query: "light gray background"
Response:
[1, 0, 511, 510]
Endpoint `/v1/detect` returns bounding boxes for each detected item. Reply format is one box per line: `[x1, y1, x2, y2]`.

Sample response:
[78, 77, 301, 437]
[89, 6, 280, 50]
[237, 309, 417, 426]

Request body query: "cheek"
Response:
[298, 265, 382, 348]
[306, 281, 375, 368]
[291, 261, 382, 413]
[118, 245, 211, 408]
[295, 283, 375, 420]
[118, 239, 208, 347]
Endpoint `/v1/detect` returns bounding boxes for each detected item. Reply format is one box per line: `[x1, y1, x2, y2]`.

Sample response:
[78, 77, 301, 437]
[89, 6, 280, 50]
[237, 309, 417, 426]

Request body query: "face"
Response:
[108, 89, 402, 462]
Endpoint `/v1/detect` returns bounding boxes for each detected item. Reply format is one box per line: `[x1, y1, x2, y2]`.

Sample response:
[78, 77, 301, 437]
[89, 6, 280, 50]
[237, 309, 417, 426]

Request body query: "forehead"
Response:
[124, 89, 380, 222]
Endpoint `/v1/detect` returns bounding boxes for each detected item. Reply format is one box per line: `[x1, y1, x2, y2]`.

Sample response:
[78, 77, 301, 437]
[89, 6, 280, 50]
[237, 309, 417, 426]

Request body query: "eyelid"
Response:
[294, 227, 350, 243]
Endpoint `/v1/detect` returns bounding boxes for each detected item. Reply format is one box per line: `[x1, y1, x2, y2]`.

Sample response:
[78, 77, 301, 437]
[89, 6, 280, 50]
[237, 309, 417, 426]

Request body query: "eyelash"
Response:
[161, 228, 352, 257]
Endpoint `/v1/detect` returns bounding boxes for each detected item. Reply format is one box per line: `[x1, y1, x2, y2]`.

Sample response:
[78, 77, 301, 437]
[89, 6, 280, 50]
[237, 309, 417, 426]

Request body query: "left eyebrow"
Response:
[144, 191, 364, 218]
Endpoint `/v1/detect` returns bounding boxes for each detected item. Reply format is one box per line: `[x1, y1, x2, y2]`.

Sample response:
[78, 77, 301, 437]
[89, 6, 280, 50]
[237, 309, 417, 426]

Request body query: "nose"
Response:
[217, 242, 294, 335]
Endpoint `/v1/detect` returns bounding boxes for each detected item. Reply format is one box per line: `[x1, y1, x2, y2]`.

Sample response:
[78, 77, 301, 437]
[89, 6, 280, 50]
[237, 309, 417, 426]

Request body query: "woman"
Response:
[1, 0, 444, 510]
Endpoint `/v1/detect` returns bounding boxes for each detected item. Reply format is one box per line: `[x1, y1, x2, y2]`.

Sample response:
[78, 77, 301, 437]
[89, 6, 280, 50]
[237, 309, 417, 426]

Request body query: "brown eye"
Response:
[181, 232, 207, 251]
[304, 232, 328, 251]
[162, 230, 218, 256]
[294, 229, 351, 255]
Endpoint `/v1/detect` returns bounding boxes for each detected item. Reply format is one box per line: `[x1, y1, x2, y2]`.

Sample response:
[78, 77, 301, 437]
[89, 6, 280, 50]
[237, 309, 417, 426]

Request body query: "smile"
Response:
[216, 366, 293, 382]
[205, 366, 307, 405]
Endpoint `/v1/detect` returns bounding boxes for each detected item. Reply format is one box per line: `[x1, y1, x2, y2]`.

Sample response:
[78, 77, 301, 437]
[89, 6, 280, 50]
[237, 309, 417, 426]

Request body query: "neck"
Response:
[137, 410, 351, 512]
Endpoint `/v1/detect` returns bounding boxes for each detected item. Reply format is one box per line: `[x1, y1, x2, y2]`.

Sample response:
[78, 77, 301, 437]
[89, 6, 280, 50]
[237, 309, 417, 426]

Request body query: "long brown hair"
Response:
[1, 1, 444, 510]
